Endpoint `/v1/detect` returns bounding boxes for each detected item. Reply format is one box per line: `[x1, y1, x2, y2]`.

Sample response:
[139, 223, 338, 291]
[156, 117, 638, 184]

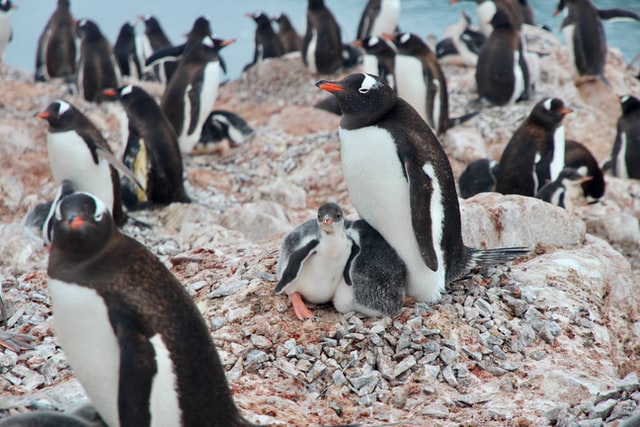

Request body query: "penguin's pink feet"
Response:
[289, 292, 314, 320]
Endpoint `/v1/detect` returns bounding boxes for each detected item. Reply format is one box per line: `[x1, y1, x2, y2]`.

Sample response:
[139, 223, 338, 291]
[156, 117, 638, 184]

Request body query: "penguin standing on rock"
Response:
[46, 192, 255, 427]
[475, 8, 529, 106]
[197, 110, 255, 154]
[244, 12, 285, 71]
[36, 100, 128, 226]
[608, 94, 640, 179]
[76, 19, 122, 102]
[275, 203, 354, 320]
[35, 0, 76, 82]
[274, 13, 301, 53]
[103, 85, 191, 209]
[302, 0, 343, 74]
[356, 0, 401, 40]
[317, 73, 527, 303]
[495, 97, 572, 196]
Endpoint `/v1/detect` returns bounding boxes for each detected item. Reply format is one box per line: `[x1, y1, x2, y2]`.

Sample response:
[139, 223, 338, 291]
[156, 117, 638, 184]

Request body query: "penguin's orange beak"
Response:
[36, 111, 50, 119]
[103, 88, 118, 97]
[579, 176, 593, 183]
[352, 40, 363, 47]
[316, 81, 344, 92]
[69, 216, 86, 230]
[220, 39, 235, 47]
[553, 8, 560, 17]
[560, 108, 573, 115]
[381, 33, 395, 42]
[450, 0, 459, 4]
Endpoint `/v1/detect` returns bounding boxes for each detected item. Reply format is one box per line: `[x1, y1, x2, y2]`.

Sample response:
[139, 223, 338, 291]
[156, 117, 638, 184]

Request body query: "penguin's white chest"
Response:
[0, 12, 11, 58]
[48, 279, 121, 427]
[550, 126, 566, 181]
[338, 126, 446, 302]
[362, 54, 379, 77]
[284, 231, 352, 304]
[179, 61, 220, 153]
[616, 132, 630, 179]
[370, 0, 400, 37]
[47, 130, 115, 212]
[306, 29, 319, 74]
[394, 55, 428, 121]
[510, 50, 525, 104]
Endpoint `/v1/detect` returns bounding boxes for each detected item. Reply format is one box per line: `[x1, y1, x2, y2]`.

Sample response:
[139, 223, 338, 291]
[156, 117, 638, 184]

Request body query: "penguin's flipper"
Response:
[275, 239, 319, 294]
[95, 146, 146, 192]
[187, 83, 202, 135]
[116, 322, 157, 425]
[597, 8, 640, 22]
[343, 240, 360, 286]
[404, 159, 438, 271]
[145, 43, 185, 68]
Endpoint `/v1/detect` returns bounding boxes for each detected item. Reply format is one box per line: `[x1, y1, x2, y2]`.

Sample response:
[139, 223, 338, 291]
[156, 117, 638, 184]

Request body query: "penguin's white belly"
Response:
[562, 24, 578, 78]
[339, 126, 445, 302]
[0, 13, 11, 58]
[284, 233, 352, 303]
[550, 126, 566, 181]
[306, 29, 318, 74]
[510, 50, 525, 104]
[148, 335, 181, 427]
[179, 61, 220, 153]
[395, 55, 428, 121]
[333, 281, 385, 317]
[477, 2, 497, 37]
[370, 0, 400, 37]
[48, 280, 121, 427]
[362, 54, 379, 76]
[47, 131, 114, 212]
[616, 133, 630, 178]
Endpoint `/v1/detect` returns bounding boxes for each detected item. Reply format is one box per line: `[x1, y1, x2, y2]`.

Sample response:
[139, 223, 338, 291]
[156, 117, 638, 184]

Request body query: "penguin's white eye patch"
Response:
[368, 36, 379, 47]
[360, 74, 378, 93]
[543, 98, 553, 111]
[203, 37, 214, 47]
[57, 100, 71, 115]
[621, 95, 630, 104]
[400, 33, 410, 44]
[122, 85, 133, 96]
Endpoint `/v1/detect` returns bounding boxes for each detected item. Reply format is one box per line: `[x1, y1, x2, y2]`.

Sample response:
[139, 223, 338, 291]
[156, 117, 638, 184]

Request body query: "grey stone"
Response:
[250, 334, 272, 349]
[391, 356, 417, 379]
[539, 321, 562, 344]
[332, 370, 348, 386]
[519, 323, 537, 347]
[456, 393, 491, 406]
[474, 298, 494, 318]
[590, 399, 617, 419]
[492, 345, 507, 360]
[618, 373, 640, 394]
[439, 347, 458, 365]
[594, 388, 622, 405]
[462, 346, 483, 361]
[396, 334, 412, 353]
[607, 400, 637, 421]
[442, 365, 458, 387]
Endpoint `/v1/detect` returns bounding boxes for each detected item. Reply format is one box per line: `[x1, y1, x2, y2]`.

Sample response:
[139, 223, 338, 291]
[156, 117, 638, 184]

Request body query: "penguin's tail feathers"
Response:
[448, 110, 479, 129]
[468, 246, 530, 270]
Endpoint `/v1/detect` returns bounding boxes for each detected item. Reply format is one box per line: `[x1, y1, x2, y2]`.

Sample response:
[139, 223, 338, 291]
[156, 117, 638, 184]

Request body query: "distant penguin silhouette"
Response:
[609, 94, 640, 179]
[564, 139, 605, 202]
[354, 35, 397, 89]
[35, 0, 76, 82]
[274, 13, 301, 53]
[436, 11, 486, 66]
[197, 110, 255, 154]
[137, 15, 176, 83]
[302, 0, 343, 74]
[451, 0, 524, 36]
[0, 0, 14, 62]
[244, 12, 285, 71]
[459, 158, 499, 198]
[114, 21, 142, 80]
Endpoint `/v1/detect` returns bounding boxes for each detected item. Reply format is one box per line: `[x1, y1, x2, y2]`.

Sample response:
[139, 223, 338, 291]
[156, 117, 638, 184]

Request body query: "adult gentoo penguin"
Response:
[353, 35, 397, 90]
[475, 8, 529, 106]
[46, 192, 255, 427]
[302, 0, 343, 75]
[36, 100, 127, 226]
[157, 35, 234, 154]
[608, 94, 640, 179]
[103, 85, 191, 209]
[114, 21, 142, 80]
[389, 32, 476, 136]
[137, 15, 175, 83]
[0, 0, 14, 61]
[274, 13, 301, 53]
[244, 12, 285, 71]
[35, 0, 76, 82]
[333, 218, 407, 317]
[356, 0, 401, 40]
[317, 73, 527, 302]
[495, 97, 572, 196]
[554, 0, 640, 81]
[535, 167, 592, 214]
[275, 203, 354, 320]
[76, 19, 122, 102]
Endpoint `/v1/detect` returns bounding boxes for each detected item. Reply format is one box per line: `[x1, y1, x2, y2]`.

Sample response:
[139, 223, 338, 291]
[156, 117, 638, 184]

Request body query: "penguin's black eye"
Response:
[359, 87, 370, 94]
[94, 212, 103, 222]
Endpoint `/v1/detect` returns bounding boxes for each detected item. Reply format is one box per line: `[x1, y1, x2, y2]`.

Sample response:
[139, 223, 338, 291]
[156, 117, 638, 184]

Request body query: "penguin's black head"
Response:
[103, 85, 144, 107]
[388, 32, 431, 56]
[354, 36, 397, 56]
[316, 73, 397, 127]
[490, 9, 514, 29]
[51, 192, 114, 255]
[58, 0, 70, 8]
[620, 95, 640, 115]
[76, 19, 103, 41]
[36, 100, 76, 131]
[188, 16, 212, 43]
[142, 15, 162, 34]
[553, 0, 566, 16]
[248, 12, 271, 28]
[531, 98, 572, 128]
[557, 167, 589, 183]
[118, 22, 136, 38]
[317, 202, 344, 234]
[274, 13, 291, 27]
[308, 0, 326, 10]
[0, 0, 13, 13]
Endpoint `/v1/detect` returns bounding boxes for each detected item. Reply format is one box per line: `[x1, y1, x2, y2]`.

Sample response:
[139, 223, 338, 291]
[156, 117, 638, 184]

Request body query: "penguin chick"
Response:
[196, 110, 255, 154]
[275, 203, 354, 320]
[535, 167, 592, 214]
[458, 158, 499, 198]
[273, 13, 301, 53]
[316, 73, 528, 303]
[47, 192, 255, 427]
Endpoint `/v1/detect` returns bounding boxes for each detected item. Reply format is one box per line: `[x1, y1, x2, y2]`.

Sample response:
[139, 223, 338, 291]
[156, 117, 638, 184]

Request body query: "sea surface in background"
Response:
[4, 0, 640, 81]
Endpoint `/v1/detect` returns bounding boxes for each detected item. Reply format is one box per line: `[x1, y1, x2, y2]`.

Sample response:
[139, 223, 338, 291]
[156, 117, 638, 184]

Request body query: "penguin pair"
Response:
[436, 11, 486, 67]
[35, 0, 76, 82]
[76, 19, 122, 102]
[147, 17, 235, 153]
[475, 8, 529, 106]
[317, 73, 528, 303]
[0, 0, 14, 61]
[243, 12, 285, 72]
[386, 32, 477, 136]
[495, 98, 571, 196]
[39, 192, 256, 427]
[274, 13, 301, 53]
[103, 85, 191, 210]
[356, 0, 401, 40]
[136, 15, 176, 83]
[554, 0, 640, 82]
[275, 203, 406, 319]
[608, 94, 640, 179]
[535, 167, 592, 214]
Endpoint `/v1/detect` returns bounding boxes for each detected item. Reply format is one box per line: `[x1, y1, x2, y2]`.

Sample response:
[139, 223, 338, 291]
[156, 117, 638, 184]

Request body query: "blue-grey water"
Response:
[4, 0, 640, 80]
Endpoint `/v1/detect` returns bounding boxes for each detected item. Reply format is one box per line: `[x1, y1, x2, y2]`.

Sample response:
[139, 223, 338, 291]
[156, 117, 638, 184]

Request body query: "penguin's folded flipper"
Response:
[94, 146, 146, 192]
[342, 240, 360, 286]
[274, 239, 320, 294]
[597, 8, 640, 22]
[405, 159, 438, 271]
[145, 43, 186, 68]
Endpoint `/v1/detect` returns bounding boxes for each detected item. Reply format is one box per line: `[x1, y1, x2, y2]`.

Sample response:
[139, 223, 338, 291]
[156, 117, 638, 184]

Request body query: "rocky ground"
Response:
[1, 25, 640, 426]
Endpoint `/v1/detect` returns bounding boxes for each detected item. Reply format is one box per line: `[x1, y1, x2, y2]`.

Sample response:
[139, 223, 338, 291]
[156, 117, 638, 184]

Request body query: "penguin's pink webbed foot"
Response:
[289, 292, 314, 320]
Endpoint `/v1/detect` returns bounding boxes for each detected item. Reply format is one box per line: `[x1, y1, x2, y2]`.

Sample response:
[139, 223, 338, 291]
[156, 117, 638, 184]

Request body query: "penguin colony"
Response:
[1, 0, 639, 424]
